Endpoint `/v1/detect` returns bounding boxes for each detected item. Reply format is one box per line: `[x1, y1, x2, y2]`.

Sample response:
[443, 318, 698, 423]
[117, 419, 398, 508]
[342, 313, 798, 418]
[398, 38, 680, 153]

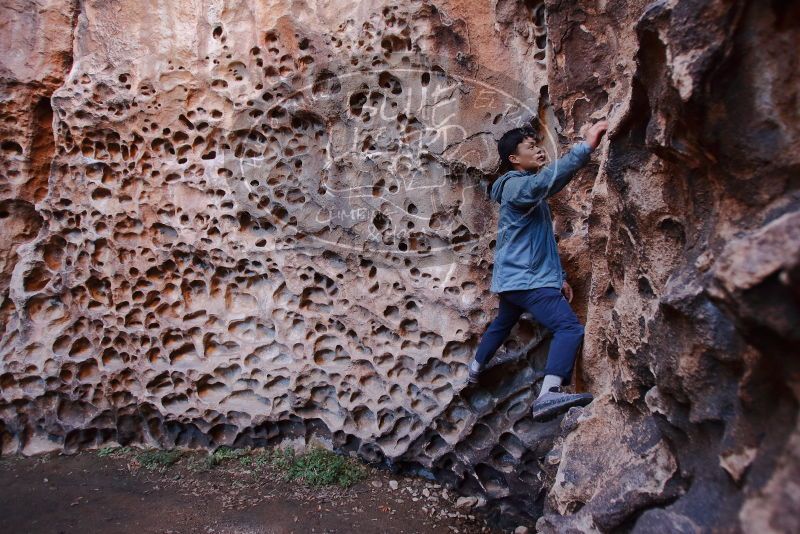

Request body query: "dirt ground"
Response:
[0, 448, 505, 534]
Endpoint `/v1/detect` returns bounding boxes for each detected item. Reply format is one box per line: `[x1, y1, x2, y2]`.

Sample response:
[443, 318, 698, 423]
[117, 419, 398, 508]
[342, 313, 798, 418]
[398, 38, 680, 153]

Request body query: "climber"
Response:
[467, 119, 609, 421]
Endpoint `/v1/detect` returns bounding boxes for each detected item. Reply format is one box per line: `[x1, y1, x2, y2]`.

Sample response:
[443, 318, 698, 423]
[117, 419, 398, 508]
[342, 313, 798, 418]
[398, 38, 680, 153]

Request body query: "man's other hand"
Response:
[562, 281, 573, 302]
[585, 120, 609, 150]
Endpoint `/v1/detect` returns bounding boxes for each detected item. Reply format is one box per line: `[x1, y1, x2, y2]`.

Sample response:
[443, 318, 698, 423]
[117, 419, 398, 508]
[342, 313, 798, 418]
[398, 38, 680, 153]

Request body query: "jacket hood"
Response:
[490, 170, 527, 203]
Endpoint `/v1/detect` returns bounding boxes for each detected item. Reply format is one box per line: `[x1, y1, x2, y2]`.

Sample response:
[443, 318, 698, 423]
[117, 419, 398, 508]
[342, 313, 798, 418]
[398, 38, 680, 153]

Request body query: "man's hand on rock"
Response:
[585, 120, 609, 150]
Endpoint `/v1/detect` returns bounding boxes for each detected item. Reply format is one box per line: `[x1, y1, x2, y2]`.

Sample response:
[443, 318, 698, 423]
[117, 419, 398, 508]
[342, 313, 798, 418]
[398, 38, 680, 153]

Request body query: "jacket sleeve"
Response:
[501, 141, 593, 209]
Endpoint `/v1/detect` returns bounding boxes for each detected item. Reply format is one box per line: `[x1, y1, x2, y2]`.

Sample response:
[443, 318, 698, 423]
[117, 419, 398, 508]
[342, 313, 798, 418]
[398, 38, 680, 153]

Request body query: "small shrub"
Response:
[252, 450, 274, 469]
[212, 446, 246, 462]
[270, 446, 295, 471]
[97, 446, 133, 458]
[195, 446, 248, 471]
[97, 446, 116, 457]
[137, 449, 182, 471]
[283, 447, 366, 488]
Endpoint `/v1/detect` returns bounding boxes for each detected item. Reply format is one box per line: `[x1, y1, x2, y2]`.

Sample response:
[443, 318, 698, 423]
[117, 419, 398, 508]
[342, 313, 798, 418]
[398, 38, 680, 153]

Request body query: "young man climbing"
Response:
[469, 119, 609, 421]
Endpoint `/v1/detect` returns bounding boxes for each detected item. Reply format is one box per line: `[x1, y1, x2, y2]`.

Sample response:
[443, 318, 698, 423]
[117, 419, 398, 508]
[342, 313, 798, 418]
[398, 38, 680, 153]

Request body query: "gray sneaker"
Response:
[467, 363, 483, 385]
[531, 386, 593, 420]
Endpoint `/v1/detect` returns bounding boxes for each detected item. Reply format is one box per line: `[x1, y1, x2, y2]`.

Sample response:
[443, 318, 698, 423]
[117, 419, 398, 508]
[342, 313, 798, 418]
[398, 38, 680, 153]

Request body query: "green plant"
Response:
[195, 446, 249, 471]
[251, 449, 274, 469]
[270, 446, 295, 470]
[97, 445, 133, 457]
[97, 446, 116, 457]
[283, 447, 366, 488]
[187, 456, 211, 473]
[213, 446, 246, 462]
[137, 449, 182, 471]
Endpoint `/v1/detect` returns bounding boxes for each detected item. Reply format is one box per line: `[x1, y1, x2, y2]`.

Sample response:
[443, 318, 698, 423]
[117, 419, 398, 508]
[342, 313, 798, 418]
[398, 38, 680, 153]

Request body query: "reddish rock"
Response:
[0, 0, 797, 531]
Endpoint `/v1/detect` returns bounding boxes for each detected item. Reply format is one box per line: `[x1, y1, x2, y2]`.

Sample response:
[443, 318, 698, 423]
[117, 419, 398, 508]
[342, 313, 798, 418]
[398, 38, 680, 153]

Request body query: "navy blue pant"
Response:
[474, 287, 584, 381]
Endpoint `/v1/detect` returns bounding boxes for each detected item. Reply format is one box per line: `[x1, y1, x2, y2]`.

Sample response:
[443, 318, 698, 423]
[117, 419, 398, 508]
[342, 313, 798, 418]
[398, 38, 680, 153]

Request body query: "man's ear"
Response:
[508, 153, 519, 165]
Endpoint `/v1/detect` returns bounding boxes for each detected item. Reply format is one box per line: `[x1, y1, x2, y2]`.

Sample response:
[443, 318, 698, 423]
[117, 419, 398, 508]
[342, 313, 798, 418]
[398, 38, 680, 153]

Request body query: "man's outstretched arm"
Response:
[502, 120, 608, 209]
[539, 141, 593, 199]
[502, 142, 591, 209]
[543, 120, 609, 199]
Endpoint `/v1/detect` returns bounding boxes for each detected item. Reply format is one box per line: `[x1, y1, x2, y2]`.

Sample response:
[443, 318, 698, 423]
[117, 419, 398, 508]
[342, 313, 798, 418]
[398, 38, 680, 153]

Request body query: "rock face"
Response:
[1, 0, 798, 531]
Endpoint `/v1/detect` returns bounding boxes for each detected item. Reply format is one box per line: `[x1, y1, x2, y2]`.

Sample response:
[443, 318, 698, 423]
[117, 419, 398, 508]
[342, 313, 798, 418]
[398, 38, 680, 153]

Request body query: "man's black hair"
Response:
[497, 125, 540, 173]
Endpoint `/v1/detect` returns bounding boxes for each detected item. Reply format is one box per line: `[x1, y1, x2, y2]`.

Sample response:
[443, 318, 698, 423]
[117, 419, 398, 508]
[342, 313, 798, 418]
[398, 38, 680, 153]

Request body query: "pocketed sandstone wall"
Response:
[1, 1, 797, 531]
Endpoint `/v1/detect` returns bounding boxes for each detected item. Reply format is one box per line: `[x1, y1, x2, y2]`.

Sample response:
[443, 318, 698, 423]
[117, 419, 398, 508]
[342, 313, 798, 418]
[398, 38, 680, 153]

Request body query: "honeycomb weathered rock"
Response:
[1, 0, 798, 531]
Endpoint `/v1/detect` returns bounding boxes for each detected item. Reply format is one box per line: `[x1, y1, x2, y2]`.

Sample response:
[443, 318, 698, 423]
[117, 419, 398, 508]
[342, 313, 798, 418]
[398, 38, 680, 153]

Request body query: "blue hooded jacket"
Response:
[489, 141, 593, 293]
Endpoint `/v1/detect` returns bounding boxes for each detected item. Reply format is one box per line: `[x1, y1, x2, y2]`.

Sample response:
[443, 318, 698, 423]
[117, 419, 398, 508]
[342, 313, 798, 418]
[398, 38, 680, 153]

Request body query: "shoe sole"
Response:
[531, 394, 593, 421]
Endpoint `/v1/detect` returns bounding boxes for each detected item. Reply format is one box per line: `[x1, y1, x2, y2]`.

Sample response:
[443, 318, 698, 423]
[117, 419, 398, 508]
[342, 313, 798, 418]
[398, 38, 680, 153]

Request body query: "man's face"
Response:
[509, 136, 548, 171]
